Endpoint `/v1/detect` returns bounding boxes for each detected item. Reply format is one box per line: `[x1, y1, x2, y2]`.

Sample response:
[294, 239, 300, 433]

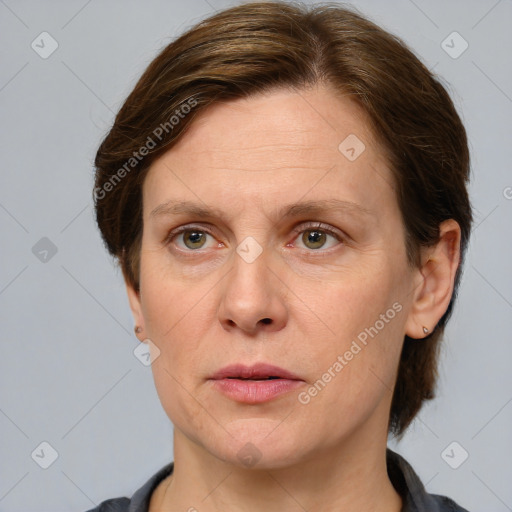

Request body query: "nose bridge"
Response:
[218, 236, 287, 333]
[229, 239, 272, 311]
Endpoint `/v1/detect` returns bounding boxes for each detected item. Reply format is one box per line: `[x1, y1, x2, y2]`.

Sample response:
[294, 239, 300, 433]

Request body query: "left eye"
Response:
[293, 227, 341, 250]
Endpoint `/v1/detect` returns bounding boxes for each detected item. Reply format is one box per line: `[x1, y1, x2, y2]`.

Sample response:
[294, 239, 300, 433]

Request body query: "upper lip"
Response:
[210, 363, 303, 381]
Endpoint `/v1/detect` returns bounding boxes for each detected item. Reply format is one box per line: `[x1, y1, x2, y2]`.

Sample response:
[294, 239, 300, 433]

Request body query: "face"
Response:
[129, 84, 420, 468]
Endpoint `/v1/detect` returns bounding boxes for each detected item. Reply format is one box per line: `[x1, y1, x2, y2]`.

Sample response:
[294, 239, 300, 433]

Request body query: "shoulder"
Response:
[85, 497, 130, 512]
[386, 449, 470, 512]
[84, 462, 174, 512]
[428, 493, 471, 512]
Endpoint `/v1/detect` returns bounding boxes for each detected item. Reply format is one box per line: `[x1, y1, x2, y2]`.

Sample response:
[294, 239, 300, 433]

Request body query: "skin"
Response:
[126, 84, 461, 511]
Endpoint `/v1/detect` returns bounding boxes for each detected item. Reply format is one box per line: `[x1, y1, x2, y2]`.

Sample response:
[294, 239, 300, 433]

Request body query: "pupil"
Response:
[185, 231, 205, 248]
[303, 230, 325, 249]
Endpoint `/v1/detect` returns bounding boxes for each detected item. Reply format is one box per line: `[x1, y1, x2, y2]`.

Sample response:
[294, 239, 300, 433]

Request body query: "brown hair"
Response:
[94, 1, 472, 435]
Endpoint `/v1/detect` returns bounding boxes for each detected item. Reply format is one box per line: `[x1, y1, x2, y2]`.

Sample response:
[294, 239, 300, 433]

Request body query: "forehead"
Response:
[143, 85, 396, 218]
[167, 86, 378, 166]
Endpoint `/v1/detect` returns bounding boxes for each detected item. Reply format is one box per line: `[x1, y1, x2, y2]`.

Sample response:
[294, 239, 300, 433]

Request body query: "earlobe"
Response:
[125, 279, 145, 340]
[404, 219, 461, 339]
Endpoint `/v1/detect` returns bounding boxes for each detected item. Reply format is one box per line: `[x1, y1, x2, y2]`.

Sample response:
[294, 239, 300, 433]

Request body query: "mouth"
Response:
[227, 376, 281, 380]
[210, 363, 302, 381]
[209, 363, 304, 404]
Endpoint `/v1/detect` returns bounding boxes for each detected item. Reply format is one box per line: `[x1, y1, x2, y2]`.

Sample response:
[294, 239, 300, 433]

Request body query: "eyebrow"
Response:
[149, 198, 374, 221]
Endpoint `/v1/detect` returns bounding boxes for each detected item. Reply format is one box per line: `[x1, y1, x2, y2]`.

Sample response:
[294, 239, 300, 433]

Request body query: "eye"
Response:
[291, 223, 344, 251]
[166, 226, 219, 251]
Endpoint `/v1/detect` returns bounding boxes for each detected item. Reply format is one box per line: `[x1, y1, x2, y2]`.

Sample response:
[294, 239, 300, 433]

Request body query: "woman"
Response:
[90, 2, 472, 510]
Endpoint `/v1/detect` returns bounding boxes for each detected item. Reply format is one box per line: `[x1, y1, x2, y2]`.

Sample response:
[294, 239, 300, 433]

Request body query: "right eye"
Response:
[165, 225, 220, 251]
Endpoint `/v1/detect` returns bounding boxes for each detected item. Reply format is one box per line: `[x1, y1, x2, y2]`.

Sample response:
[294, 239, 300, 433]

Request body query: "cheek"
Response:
[141, 277, 212, 387]
[139, 250, 214, 341]
[138, 255, 221, 415]
[141, 269, 214, 434]
[292, 258, 406, 408]
[294, 256, 402, 343]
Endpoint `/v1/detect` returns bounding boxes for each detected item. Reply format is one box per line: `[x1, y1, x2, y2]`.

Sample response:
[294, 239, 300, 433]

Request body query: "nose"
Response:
[217, 247, 288, 335]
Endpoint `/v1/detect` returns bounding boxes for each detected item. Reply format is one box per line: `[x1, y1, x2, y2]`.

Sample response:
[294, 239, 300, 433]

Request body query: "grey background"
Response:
[0, 0, 511, 510]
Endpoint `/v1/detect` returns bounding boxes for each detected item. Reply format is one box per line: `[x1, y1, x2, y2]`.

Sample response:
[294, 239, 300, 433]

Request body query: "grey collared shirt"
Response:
[86, 449, 470, 511]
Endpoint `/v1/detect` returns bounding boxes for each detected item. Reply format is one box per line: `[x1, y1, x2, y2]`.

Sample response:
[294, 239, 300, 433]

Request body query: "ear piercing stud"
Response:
[134, 326, 142, 334]
[423, 326, 429, 334]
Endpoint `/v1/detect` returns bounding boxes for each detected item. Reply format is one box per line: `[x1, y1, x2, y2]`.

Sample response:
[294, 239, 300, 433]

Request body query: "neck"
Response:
[152, 423, 402, 512]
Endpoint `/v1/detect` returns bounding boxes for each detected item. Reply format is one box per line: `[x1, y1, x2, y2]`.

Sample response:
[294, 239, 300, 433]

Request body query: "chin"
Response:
[201, 417, 315, 470]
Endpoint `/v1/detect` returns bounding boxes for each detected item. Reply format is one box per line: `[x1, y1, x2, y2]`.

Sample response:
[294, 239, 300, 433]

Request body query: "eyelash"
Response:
[164, 222, 346, 254]
[291, 222, 345, 251]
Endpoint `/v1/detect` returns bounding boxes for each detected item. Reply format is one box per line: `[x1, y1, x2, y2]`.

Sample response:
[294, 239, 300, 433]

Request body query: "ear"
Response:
[404, 219, 461, 339]
[125, 278, 145, 341]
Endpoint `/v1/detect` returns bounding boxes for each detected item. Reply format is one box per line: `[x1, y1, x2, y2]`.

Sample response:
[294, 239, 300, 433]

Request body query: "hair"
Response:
[93, 1, 472, 436]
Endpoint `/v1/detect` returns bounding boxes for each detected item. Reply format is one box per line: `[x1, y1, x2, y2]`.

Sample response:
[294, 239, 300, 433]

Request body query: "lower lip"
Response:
[211, 378, 304, 404]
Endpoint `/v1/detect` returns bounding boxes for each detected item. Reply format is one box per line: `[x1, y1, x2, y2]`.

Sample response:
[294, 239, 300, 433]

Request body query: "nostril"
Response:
[260, 318, 272, 325]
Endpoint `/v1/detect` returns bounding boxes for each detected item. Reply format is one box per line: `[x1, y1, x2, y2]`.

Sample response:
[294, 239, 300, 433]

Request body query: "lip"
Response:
[210, 363, 302, 381]
[209, 363, 305, 404]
